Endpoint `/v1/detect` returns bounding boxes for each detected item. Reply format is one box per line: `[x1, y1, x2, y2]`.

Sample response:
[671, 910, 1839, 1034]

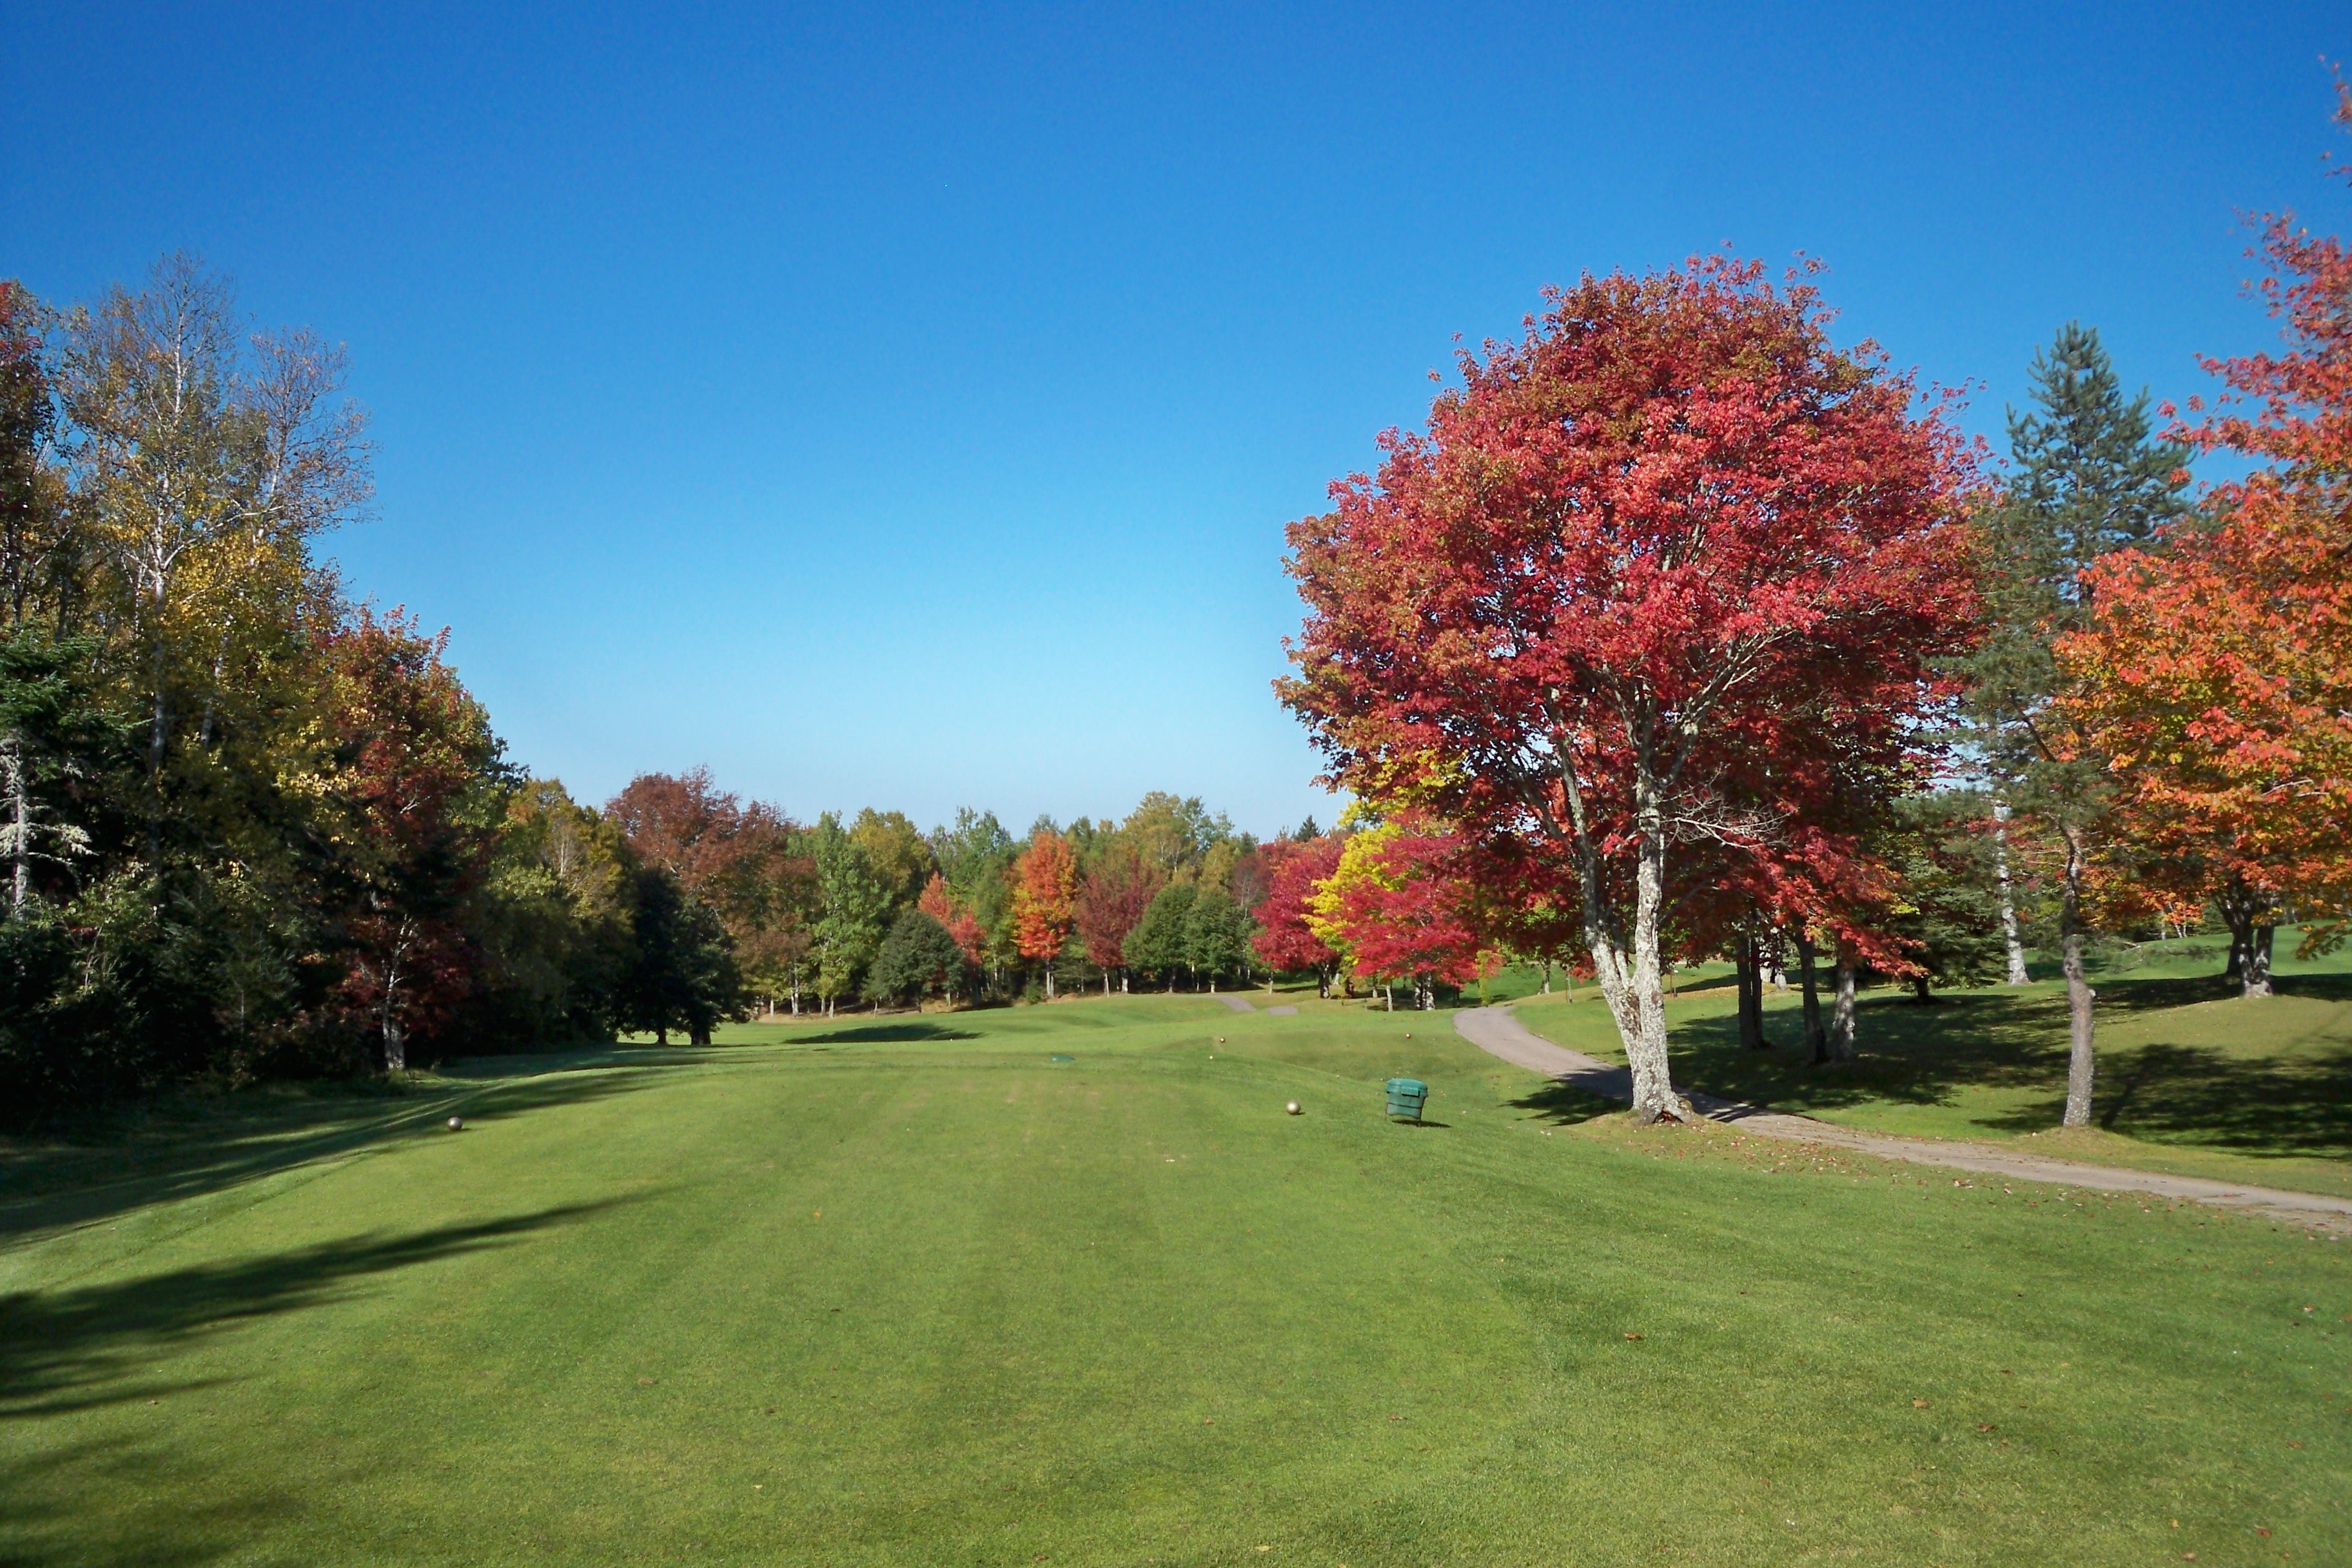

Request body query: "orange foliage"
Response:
[2061, 82, 2352, 949]
[1007, 829, 1077, 965]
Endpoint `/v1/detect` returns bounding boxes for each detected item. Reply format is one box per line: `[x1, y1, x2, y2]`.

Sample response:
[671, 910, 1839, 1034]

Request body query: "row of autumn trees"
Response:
[1275, 83, 2352, 1126]
[0, 251, 1325, 1111]
[593, 779, 1294, 1022]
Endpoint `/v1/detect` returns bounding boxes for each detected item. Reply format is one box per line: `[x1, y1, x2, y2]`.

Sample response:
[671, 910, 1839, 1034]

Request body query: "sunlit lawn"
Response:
[1509, 935, 2352, 1199]
[1, 994, 2345, 1565]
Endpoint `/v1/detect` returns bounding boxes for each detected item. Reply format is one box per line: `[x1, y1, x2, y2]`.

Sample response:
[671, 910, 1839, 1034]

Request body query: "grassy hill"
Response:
[1, 994, 2345, 1565]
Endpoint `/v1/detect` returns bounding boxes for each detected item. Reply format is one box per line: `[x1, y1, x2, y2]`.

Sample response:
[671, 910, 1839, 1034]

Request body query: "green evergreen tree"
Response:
[1962, 324, 2190, 1123]
[1882, 790, 2010, 999]
[863, 908, 968, 1006]
[1122, 883, 1197, 989]
[1179, 886, 1250, 990]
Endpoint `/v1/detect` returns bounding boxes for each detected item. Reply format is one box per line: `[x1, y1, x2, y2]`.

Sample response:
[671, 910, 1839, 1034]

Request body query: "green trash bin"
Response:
[1384, 1077, 1429, 1122]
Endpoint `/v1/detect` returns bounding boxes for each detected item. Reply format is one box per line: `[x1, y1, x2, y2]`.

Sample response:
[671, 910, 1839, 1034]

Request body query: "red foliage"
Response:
[1073, 852, 1163, 972]
[605, 768, 803, 945]
[1248, 835, 1343, 975]
[919, 872, 990, 965]
[317, 607, 497, 1068]
[1280, 257, 1976, 1110]
[1321, 823, 1493, 988]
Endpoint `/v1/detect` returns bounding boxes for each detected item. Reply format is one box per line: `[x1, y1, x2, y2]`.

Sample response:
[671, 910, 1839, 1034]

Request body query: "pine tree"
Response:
[1963, 324, 2189, 1124]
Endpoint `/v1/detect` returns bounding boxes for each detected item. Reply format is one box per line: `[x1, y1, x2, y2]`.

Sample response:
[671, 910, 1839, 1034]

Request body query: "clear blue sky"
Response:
[5, 2, 2345, 836]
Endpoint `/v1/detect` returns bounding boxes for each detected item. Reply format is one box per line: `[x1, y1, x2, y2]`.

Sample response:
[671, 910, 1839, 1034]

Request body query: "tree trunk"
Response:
[1911, 976, 1932, 1003]
[1045, 965, 1055, 1001]
[1994, 805, 2030, 985]
[1557, 761, 1685, 1121]
[1616, 794, 1681, 1120]
[690, 1021, 712, 1046]
[2059, 828, 2096, 1127]
[145, 621, 169, 863]
[2218, 876, 2277, 995]
[383, 1017, 405, 1073]
[1823, 951, 1858, 1064]
[1798, 934, 1827, 1063]
[2244, 924, 2275, 999]
[5, 733, 26, 918]
[1735, 933, 1766, 1050]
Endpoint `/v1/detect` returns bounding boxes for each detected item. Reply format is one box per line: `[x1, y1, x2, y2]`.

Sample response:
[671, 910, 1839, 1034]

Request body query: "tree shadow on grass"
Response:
[781, 1023, 981, 1045]
[0, 1431, 282, 1568]
[1658, 974, 2352, 1162]
[0, 1064, 674, 1250]
[0, 1198, 630, 1421]
[2035, 1040, 2352, 1158]
[1506, 1081, 1623, 1128]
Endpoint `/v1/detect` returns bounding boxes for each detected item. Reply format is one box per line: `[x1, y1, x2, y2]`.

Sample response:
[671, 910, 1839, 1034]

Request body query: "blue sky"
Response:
[5, 2, 2345, 836]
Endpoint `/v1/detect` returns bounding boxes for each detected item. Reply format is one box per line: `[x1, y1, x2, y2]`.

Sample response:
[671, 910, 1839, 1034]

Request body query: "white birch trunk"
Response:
[1994, 803, 2029, 985]
[6, 734, 26, 918]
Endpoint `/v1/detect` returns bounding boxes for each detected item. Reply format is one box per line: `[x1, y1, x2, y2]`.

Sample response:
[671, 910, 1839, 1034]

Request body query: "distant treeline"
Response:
[0, 259, 1347, 1112]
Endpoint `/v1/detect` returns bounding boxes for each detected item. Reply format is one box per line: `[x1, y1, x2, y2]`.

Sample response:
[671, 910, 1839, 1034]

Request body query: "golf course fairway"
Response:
[3, 995, 2345, 1565]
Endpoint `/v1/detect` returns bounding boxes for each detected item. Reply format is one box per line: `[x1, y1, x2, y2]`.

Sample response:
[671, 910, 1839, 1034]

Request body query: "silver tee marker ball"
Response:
[1285, 1101, 1301, 1116]
[447, 1116, 464, 1132]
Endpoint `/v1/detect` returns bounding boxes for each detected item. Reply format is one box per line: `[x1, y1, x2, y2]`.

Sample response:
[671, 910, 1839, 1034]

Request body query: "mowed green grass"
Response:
[1513, 938, 2352, 1199]
[3, 997, 2347, 1566]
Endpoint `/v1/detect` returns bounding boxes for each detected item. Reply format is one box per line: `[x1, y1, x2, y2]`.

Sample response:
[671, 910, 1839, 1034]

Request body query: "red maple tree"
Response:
[1248, 834, 1344, 995]
[1313, 820, 1494, 1007]
[605, 769, 801, 933]
[317, 607, 499, 1072]
[1282, 257, 1977, 1117]
[1073, 851, 1164, 993]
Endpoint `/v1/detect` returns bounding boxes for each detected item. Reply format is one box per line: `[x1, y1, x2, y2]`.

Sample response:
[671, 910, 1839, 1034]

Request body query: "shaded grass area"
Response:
[1511, 942, 2352, 1198]
[0, 995, 2344, 1566]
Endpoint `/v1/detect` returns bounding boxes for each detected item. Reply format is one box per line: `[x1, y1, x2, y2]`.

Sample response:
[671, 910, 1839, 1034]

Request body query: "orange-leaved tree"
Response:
[1007, 827, 1077, 998]
[2060, 81, 2352, 992]
[917, 873, 990, 967]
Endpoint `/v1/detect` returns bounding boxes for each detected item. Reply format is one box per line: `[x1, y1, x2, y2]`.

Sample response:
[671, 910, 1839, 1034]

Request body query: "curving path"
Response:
[1453, 1004, 2352, 1231]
